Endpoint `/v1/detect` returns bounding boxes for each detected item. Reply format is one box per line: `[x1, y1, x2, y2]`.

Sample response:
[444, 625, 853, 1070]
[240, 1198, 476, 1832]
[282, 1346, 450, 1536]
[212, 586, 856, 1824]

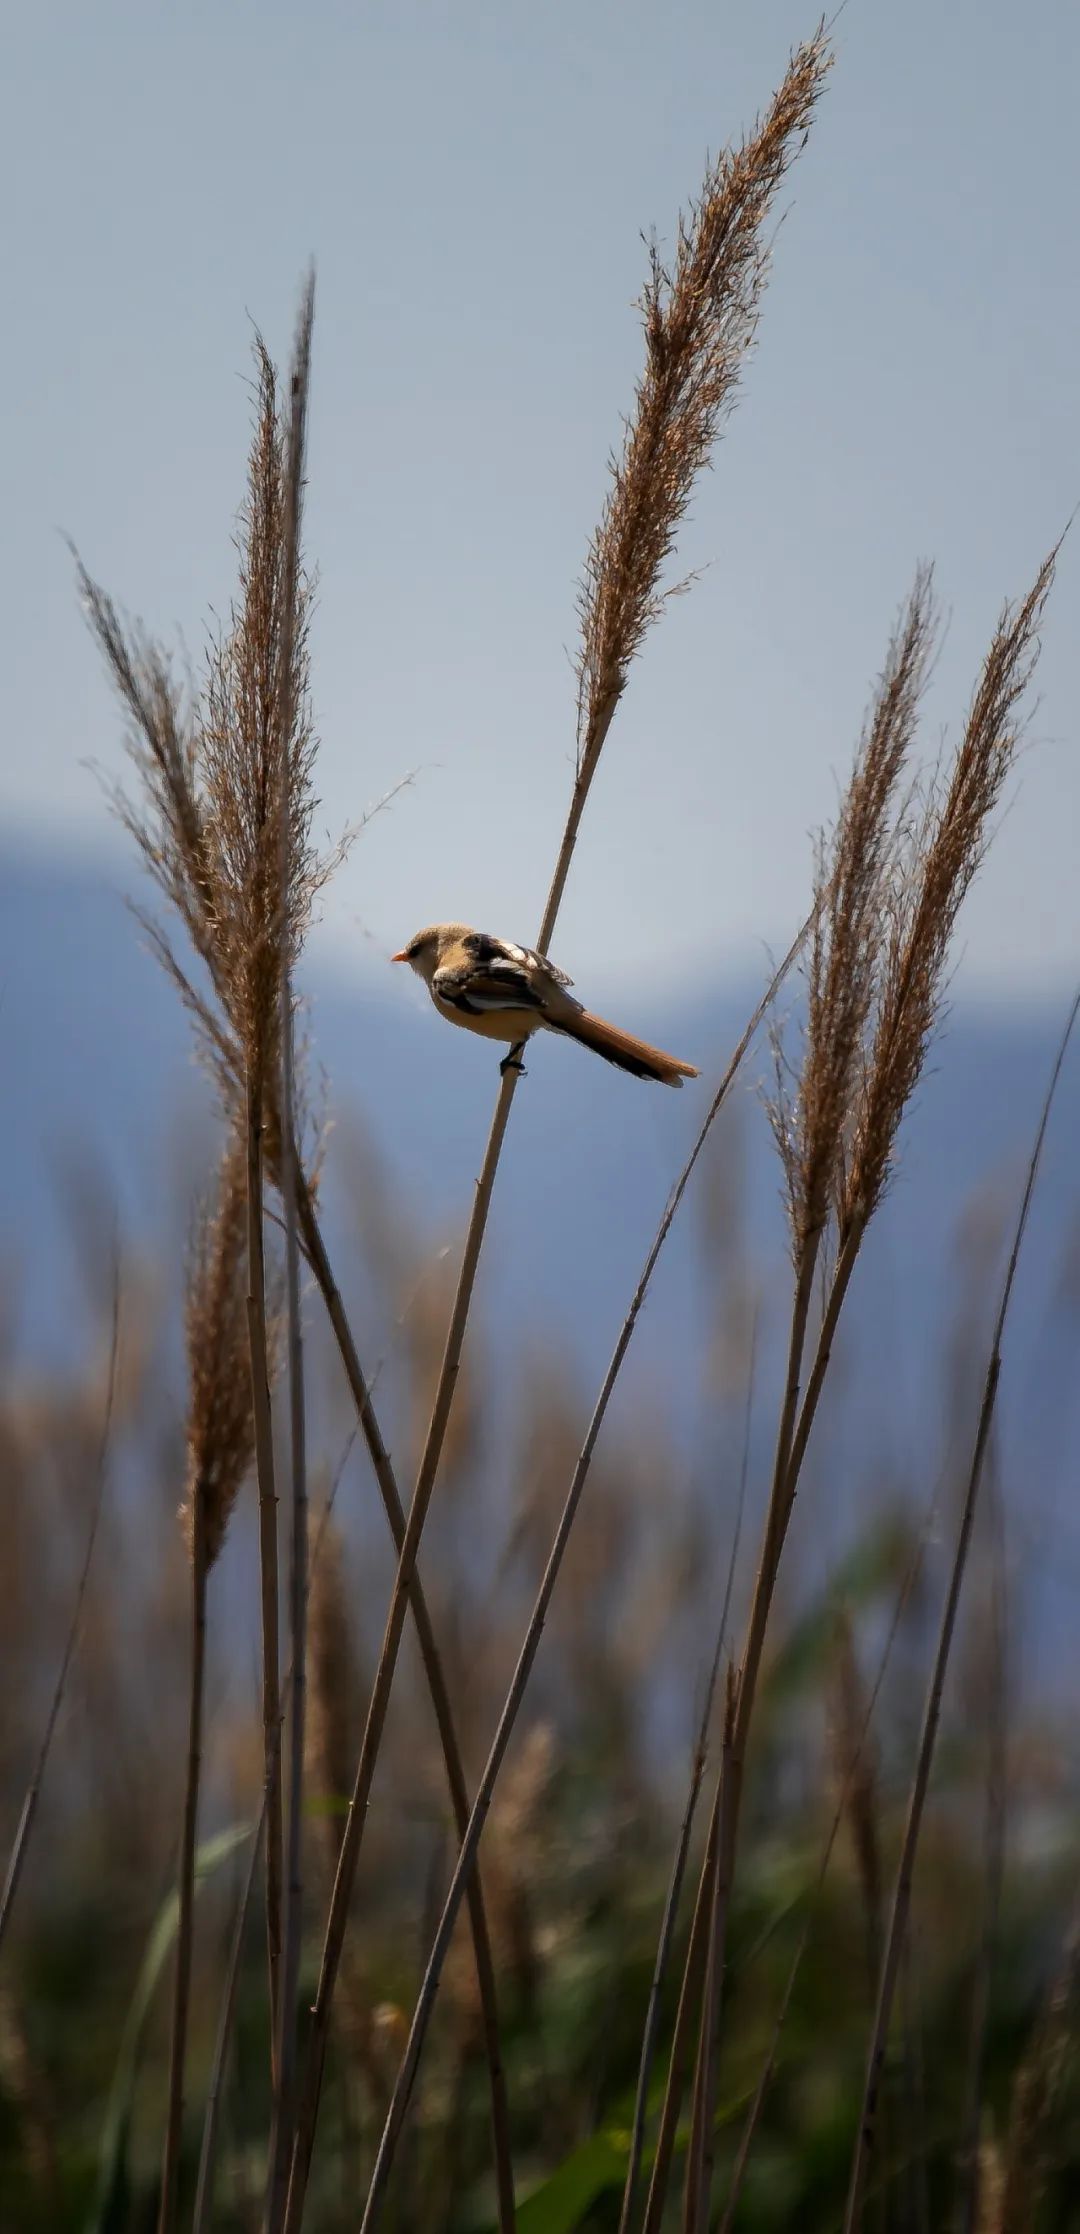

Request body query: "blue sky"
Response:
[3, 0, 1077, 999]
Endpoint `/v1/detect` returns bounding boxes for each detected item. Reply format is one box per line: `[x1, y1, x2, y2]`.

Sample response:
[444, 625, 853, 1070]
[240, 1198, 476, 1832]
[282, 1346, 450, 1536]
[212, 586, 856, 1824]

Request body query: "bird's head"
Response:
[391, 923, 462, 984]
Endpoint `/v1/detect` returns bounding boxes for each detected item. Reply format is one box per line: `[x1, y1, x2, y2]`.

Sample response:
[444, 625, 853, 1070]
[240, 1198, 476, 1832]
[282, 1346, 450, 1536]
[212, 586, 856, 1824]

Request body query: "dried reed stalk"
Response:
[267, 271, 315, 2233]
[670, 555, 1054, 2226]
[717, 1490, 941, 2232]
[159, 1130, 256, 2234]
[0, 1266, 119, 1953]
[247, 1102, 284, 2063]
[684, 1675, 738, 2234]
[651, 571, 936, 2221]
[86, 299, 331, 2064]
[641, 1782, 722, 2234]
[954, 1454, 1008, 2234]
[284, 40, 830, 2220]
[844, 985, 1079, 2233]
[81, 314, 517, 2220]
[294, 1184, 517, 2233]
[829, 1607, 884, 2002]
[192, 1454, 351, 2234]
[616, 1327, 754, 2234]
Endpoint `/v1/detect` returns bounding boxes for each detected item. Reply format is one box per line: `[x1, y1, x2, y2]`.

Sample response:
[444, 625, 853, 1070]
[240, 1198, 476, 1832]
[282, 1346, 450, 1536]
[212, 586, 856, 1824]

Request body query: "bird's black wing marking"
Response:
[463, 931, 573, 990]
[519, 945, 573, 989]
[433, 955, 548, 1016]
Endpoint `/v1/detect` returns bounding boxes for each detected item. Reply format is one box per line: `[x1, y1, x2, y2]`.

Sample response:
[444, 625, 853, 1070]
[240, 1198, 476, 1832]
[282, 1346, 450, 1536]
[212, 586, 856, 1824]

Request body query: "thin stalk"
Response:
[842, 988, 1080, 2234]
[724, 1230, 822, 1753]
[193, 1725, 278, 2234]
[684, 1684, 737, 2234]
[268, 272, 314, 2234]
[684, 1987, 711, 2234]
[717, 1475, 941, 2234]
[534, 696, 618, 950]
[900, 1932, 931, 2234]
[953, 1449, 1008, 2234]
[616, 1328, 754, 2234]
[354, 944, 805, 2234]
[158, 1499, 209, 2234]
[641, 1789, 721, 2234]
[0, 1270, 120, 1953]
[291, 1178, 517, 2234]
[247, 1074, 283, 2070]
[658, 1211, 864, 2214]
[194, 1463, 349, 2234]
[282, 1067, 521, 2228]
[780, 1216, 864, 1504]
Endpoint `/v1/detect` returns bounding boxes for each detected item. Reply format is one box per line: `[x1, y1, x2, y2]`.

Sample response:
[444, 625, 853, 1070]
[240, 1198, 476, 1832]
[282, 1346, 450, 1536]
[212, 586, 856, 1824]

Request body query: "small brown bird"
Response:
[392, 924, 698, 1087]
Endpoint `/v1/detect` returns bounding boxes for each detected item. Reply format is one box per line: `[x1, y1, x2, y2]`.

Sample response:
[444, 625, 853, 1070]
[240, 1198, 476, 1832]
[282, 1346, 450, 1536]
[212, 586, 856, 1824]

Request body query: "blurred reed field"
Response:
[3, 23, 1080, 2234]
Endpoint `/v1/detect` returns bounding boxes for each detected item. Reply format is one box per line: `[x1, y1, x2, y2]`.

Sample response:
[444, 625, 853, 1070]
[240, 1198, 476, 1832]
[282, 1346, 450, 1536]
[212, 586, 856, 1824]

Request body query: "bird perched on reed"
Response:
[392, 924, 698, 1086]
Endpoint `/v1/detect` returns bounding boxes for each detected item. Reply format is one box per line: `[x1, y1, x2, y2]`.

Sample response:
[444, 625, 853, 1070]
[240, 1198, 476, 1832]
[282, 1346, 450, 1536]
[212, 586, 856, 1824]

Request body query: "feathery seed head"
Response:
[844, 549, 1057, 1231]
[80, 288, 342, 1187]
[771, 569, 937, 1258]
[576, 31, 831, 785]
[182, 1126, 265, 1567]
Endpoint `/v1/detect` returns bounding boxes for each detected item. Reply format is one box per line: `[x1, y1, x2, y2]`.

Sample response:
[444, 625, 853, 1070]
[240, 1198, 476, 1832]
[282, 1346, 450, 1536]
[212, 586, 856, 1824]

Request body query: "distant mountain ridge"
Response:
[3, 835, 1078, 1470]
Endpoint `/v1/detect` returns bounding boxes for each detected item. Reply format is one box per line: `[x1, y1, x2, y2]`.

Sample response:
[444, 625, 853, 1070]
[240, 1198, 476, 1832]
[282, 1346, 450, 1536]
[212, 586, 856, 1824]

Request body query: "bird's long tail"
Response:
[555, 1008, 699, 1087]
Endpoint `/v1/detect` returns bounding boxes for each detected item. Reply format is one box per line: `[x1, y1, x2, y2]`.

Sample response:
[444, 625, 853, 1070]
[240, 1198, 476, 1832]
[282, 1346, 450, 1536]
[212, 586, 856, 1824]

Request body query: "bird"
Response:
[392, 924, 699, 1087]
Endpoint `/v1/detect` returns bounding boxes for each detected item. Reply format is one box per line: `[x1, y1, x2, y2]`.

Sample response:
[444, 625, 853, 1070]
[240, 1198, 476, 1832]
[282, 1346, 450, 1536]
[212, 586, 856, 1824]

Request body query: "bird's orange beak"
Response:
[390, 949, 408, 963]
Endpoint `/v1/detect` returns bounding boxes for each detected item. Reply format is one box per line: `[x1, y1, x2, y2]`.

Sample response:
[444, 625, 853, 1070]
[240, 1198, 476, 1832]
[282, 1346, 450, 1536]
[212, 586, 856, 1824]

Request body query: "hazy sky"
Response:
[3, 0, 1077, 999]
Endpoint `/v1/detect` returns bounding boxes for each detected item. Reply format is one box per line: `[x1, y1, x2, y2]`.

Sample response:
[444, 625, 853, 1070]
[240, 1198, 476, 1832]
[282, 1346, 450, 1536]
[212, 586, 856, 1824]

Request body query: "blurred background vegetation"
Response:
[2, 1081, 1079, 2229]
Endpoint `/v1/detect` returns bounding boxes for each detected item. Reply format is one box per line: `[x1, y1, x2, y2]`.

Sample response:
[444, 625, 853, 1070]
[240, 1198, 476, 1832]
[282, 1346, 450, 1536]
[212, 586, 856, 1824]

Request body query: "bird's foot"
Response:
[500, 1042, 528, 1078]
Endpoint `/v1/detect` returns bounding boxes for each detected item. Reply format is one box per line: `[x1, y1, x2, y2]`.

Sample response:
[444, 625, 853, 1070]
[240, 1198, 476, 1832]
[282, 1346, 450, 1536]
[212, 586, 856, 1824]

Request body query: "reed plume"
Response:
[842, 552, 1058, 1237]
[547, 26, 831, 940]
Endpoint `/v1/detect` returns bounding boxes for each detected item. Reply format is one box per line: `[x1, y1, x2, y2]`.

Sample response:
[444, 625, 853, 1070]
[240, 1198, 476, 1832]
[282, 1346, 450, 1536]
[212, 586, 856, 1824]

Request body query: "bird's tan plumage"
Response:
[392, 924, 698, 1088]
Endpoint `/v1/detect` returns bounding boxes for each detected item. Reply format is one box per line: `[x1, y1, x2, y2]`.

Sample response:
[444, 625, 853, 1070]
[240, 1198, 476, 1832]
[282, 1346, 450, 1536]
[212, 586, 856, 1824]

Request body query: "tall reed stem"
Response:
[648, 1215, 863, 2221]
[641, 1789, 721, 2234]
[247, 1075, 283, 2068]
[617, 1331, 753, 2234]
[295, 1177, 516, 2234]
[158, 1500, 209, 2234]
[843, 990, 1080, 2234]
[266, 274, 314, 2234]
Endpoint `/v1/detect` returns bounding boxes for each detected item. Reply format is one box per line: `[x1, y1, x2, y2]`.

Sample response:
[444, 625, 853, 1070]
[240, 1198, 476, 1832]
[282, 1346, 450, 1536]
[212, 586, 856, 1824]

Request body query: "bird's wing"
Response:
[461, 931, 574, 989]
[434, 945, 551, 1017]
